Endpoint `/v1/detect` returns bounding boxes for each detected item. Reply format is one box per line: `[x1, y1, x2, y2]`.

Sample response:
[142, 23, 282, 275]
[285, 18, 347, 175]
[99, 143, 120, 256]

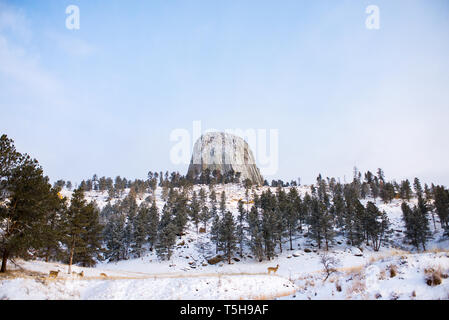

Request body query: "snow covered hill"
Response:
[1, 183, 448, 300]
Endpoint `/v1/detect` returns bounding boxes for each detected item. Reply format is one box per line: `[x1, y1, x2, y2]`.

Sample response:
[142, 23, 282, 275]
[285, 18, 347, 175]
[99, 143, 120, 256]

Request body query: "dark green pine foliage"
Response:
[73, 202, 104, 267]
[132, 204, 149, 257]
[400, 180, 413, 201]
[104, 213, 126, 262]
[199, 205, 210, 232]
[286, 188, 301, 250]
[308, 197, 334, 250]
[343, 198, 364, 246]
[189, 191, 201, 233]
[261, 207, 276, 260]
[0, 139, 55, 272]
[365, 202, 390, 251]
[39, 186, 66, 263]
[147, 200, 159, 251]
[247, 205, 264, 261]
[401, 202, 431, 251]
[236, 200, 246, 257]
[331, 189, 345, 229]
[63, 187, 90, 273]
[172, 191, 189, 238]
[433, 185, 449, 231]
[274, 188, 288, 253]
[156, 204, 177, 260]
[210, 208, 221, 254]
[380, 182, 396, 203]
[219, 210, 237, 264]
[219, 191, 227, 215]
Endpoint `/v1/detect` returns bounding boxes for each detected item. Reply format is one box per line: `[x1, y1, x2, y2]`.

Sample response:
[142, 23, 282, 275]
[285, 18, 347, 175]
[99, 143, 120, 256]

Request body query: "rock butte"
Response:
[187, 132, 264, 185]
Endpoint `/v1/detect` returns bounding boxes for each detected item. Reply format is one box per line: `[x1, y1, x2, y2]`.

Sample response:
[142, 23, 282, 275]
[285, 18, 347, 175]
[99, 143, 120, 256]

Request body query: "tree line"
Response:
[2, 133, 449, 271]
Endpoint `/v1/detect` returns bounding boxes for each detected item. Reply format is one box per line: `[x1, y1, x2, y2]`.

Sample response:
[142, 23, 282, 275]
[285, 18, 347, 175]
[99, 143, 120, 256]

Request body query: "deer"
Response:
[49, 270, 60, 279]
[267, 264, 279, 275]
[78, 271, 84, 278]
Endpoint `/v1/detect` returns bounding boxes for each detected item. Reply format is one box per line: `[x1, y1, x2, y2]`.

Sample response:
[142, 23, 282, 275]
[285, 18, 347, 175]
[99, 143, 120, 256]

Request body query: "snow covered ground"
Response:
[1, 184, 448, 300]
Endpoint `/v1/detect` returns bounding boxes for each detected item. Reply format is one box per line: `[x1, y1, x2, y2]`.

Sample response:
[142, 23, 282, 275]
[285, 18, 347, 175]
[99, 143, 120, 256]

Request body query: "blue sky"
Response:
[1, 0, 449, 186]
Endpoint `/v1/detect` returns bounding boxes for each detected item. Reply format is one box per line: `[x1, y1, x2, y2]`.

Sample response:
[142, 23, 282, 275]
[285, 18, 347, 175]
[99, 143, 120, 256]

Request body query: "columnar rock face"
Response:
[187, 132, 264, 185]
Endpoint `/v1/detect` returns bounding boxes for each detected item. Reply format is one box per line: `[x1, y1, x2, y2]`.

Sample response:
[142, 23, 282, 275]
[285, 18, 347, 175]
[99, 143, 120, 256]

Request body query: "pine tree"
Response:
[236, 200, 246, 257]
[365, 202, 390, 251]
[73, 202, 104, 267]
[132, 204, 149, 257]
[401, 202, 431, 251]
[156, 204, 177, 260]
[104, 213, 126, 262]
[39, 186, 66, 263]
[210, 209, 221, 254]
[343, 198, 364, 246]
[199, 205, 210, 232]
[308, 198, 334, 250]
[286, 188, 300, 250]
[433, 185, 449, 230]
[147, 200, 159, 251]
[0, 140, 56, 272]
[172, 191, 188, 237]
[62, 187, 90, 273]
[261, 208, 276, 260]
[219, 210, 237, 264]
[247, 206, 264, 261]
[400, 180, 413, 201]
[189, 191, 201, 232]
[219, 191, 226, 215]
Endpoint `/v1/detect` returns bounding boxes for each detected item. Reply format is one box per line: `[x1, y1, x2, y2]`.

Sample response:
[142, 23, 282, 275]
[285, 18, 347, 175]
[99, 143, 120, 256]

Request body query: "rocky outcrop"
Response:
[187, 132, 264, 185]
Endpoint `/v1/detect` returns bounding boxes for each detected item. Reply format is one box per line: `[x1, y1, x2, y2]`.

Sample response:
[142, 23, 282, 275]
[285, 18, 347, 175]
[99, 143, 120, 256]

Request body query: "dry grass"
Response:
[427, 248, 449, 254]
[248, 288, 297, 300]
[346, 278, 366, 298]
[388, 264, 398, 278]
[424, 267, 448, 286]
[339, 265, 364, 275]
[0, 269, 47, 281]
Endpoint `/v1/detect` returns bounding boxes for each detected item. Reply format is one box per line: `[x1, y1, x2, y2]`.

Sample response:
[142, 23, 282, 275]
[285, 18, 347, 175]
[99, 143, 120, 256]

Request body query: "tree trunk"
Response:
[289, 230, 293, 251]
[68, 238, 76, 274]
[1, 249, 9, 273]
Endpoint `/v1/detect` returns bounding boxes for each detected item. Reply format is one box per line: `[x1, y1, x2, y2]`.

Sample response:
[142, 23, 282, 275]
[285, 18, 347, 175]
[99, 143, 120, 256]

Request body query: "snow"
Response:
[1, 183, 448, 300]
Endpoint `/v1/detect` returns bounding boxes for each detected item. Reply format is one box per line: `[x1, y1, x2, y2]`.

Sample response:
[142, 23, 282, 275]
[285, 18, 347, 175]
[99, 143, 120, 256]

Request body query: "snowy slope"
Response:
[1, 183, 448, 300]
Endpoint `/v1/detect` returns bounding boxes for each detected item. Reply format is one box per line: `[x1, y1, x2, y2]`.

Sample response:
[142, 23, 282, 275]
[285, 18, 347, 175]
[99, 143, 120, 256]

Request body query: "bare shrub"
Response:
[320, 252, 340, 281]
[424, 267, 447, 286]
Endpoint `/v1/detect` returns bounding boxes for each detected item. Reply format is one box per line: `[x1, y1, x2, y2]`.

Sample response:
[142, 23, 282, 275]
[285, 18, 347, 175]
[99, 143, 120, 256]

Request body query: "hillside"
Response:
[1, 183, 448, 300]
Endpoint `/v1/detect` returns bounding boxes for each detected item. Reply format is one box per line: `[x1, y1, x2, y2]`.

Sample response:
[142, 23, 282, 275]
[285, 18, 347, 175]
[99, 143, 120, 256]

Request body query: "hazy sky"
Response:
[1, 0, 449, 186]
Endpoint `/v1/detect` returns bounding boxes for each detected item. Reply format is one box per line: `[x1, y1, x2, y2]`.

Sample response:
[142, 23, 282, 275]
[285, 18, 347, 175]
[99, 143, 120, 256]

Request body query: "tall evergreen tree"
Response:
[156, 204, 177, 260]
[103, 213, 126, 262]
[236, 200, 246, 257]
[401, 202, 431, 251]
[62, 187, 90, 273]
[0, 141, 55, 272]
[73, 202, 104, 267]
[132, 204, 149, 257]
[247, 206, 264, 261]
[147, 200, 159, 251]
[219, 211, 237, 264]
[365, 202, 390, 251]
[189, 191, 201, 233]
